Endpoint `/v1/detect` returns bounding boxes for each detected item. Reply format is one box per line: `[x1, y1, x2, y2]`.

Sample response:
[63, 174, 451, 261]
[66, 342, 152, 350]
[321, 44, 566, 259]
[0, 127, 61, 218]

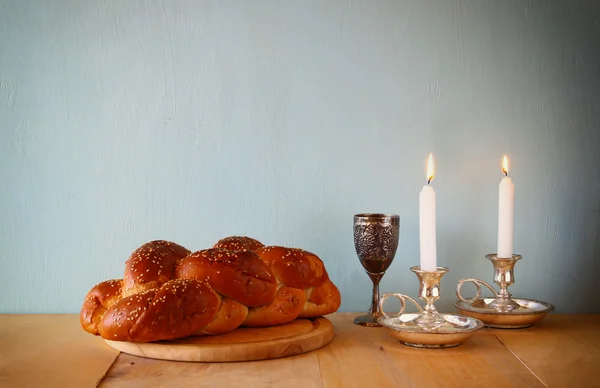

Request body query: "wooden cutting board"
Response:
[104, 317, 334, 362]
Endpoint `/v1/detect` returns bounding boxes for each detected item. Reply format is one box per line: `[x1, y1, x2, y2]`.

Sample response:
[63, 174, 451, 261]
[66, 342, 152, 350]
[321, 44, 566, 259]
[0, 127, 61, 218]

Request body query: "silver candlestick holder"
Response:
[409, 266, 448, 330]
[454, 254, 554, 328]
[377, 266, 483, 349]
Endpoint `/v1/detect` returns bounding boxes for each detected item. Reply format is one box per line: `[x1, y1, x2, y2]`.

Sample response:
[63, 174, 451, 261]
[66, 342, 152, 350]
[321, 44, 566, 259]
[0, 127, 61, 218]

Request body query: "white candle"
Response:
[497, 155, 515, 258]
[419, 153, 437, 272]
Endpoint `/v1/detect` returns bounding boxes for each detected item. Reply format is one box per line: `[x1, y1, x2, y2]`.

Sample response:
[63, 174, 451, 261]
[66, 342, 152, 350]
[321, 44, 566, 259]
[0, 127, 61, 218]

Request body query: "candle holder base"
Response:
[486, 296, 521, 313]
[377, 313, 483, 348]
[377, 266, 484, 348]
[454, 297, 554, 329]
[412, 310, 447, 331]
[454, 254, 554, 328]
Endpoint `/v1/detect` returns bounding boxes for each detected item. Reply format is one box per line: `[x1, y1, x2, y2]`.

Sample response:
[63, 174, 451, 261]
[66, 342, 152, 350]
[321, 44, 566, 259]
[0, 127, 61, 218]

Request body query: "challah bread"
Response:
[213, 236, 265, 252]
[243, 285, 307, 327]
[208, 239, 342, 327]
[100, 279, 220, 342]
[255, 246, 328, 288]
[122, 240, 191, 298]
[80, 237, 341, 343]
[253, 246, 342, 320]
[175, 248, 277, 307]
[80, 279, 123, 335]
[298, 280, 342, 318]
[174, 248, 278, 335]
[81, 240, 194, 338]
[199, 298, 249, 335]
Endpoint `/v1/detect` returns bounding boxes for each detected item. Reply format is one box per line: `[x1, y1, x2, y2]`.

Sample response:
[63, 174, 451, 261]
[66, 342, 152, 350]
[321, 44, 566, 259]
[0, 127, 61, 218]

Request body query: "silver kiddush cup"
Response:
[353, 213, 400, 327]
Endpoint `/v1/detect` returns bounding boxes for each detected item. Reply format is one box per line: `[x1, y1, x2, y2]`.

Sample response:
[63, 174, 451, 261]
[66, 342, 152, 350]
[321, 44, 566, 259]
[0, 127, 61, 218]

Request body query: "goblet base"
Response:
[353, 313, 382, 327]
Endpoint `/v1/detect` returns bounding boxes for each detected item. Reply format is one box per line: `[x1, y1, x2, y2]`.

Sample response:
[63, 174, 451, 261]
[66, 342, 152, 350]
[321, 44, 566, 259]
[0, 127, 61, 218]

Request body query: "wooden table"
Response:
[1, 313, 598, 388]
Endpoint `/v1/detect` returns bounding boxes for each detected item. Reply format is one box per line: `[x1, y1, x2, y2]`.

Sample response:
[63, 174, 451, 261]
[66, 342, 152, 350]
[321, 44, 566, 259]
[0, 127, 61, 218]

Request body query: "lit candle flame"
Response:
[427, 153, 435, 184]
[502, 155, 509, 176]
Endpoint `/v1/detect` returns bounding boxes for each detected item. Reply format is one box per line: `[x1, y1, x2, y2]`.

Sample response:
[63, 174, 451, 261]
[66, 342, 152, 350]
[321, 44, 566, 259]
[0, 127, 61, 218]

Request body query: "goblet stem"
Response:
[368, 272, 384, 317]
[353, 271, 385, 327]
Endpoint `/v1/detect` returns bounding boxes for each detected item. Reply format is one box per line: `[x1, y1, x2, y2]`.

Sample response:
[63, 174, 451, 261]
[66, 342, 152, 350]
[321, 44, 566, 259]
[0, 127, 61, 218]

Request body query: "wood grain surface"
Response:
[2, 313, 598, 388]
[100, 313, 543, 388]
[490, 314, 600, 388]
[0, 314, 119, 388]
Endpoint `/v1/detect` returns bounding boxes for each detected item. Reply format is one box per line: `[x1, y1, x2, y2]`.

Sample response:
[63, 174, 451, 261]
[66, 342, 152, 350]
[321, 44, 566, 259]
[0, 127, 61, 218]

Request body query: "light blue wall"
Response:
[1, 0, 599, 314]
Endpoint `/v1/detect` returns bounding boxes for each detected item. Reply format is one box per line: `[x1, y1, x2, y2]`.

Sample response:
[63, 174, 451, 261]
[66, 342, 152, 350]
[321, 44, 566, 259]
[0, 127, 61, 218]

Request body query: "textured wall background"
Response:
[1, 0, 599, 314]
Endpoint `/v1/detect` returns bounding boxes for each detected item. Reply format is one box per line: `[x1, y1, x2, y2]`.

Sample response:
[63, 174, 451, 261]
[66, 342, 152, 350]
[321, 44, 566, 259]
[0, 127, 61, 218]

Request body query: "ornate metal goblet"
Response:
[353, 213, 400, 326]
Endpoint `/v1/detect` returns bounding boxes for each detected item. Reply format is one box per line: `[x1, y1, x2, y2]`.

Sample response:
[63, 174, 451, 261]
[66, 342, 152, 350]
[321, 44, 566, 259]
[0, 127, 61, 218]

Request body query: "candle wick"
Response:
[427, 177, 432, 185]
[504, 171, 508, 177]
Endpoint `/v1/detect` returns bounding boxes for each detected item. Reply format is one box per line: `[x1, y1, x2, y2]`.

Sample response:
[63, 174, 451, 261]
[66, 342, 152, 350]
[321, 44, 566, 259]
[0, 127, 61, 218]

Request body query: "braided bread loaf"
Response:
[80, 237, 341, 342]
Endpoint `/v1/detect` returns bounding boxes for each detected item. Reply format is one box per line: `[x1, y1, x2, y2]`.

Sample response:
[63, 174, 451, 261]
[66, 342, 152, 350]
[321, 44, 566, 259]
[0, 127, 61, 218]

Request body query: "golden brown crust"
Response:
[80, 279, 123, 335]
[197, 299, 249, 335]
[255, 246, 328, 289]
[175, 248, 277, 307]
[297, 280, 342, 318]
[253, 246, 341, 320]
[243, 286, 307, 327]
[99, 279, 220, 342]
[213, 236, 265, 252]
[122, 240, 191, 298]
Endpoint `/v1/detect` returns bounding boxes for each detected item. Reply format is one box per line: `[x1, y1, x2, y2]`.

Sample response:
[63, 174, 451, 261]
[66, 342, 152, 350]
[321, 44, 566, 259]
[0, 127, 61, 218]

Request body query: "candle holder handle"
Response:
[379, 293, 424, 319]
[456, 278, 499, 304]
